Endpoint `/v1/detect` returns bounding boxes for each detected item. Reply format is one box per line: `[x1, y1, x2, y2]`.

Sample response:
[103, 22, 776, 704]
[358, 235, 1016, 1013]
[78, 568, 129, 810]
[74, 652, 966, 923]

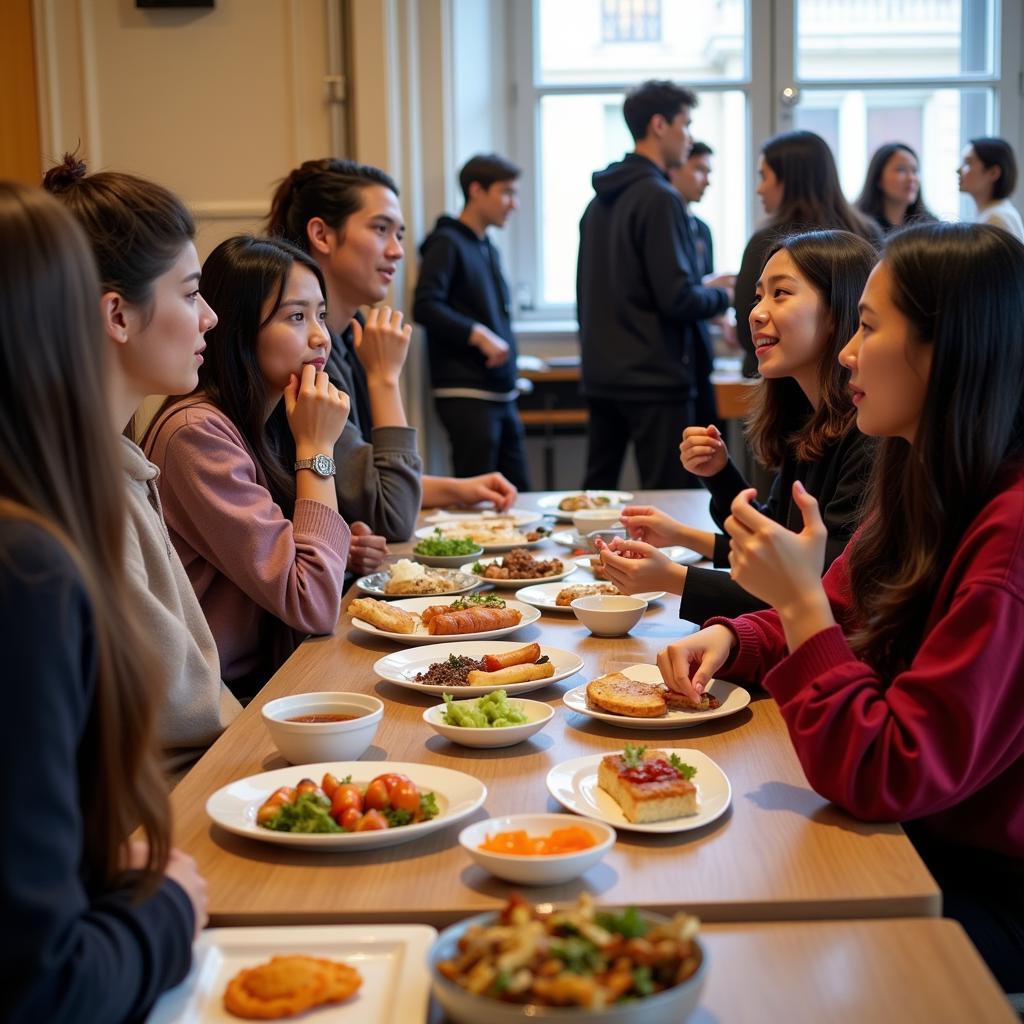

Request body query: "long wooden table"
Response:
[172, 492, 939, 927]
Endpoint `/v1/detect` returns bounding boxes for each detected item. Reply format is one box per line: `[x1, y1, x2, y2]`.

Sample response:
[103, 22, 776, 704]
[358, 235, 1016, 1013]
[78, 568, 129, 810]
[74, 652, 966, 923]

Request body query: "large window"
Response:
[510, 0, 1018, 319]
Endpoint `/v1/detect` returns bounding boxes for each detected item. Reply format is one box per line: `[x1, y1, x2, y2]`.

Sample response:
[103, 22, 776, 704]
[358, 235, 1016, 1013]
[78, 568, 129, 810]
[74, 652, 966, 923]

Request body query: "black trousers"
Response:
[583, 396, 708, 490]
[434, 397, 531, 492]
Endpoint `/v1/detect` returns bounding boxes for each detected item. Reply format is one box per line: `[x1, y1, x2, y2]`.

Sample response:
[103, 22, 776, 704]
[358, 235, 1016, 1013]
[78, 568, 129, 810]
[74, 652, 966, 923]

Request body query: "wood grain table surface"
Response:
[171, 491, 940, 927]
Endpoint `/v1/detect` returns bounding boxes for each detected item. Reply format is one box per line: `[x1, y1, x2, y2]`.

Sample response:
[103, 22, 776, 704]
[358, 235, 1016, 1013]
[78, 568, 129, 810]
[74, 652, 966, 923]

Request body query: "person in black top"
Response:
[0, 182, 205, 1022]
[414, 154, 530, 491]
[855, 143, 937, 235]
[735, 131, 879, 377]
[576, 80, 735, 490]
[597, 230, 876, 624]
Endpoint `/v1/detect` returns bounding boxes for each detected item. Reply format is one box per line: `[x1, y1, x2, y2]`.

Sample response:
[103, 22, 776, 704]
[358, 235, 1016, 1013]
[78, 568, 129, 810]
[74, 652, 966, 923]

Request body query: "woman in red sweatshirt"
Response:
[658, 222, 1024, 991]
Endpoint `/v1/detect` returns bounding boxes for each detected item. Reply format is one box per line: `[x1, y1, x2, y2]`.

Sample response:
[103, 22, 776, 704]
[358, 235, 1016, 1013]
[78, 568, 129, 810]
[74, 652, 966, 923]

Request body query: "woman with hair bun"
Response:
[855, 142, 937, 234]
[43, 154, 240, 774]
[0, 181, 206, 1023]
[958, 136, 1024, 241]
[735, 130, 879, 376]
[659, 222, 1024, 992]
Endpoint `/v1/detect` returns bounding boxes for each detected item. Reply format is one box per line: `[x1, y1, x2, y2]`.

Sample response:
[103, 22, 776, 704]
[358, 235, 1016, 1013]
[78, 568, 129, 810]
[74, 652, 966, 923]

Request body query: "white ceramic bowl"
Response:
[261, 692, 383, 764]
[571, 594, 647, 637]
[458, 813, 615, 885]
[411, 546, 485, 569]
[423, 698, 554, 748]
[572, 508, 624, 535]
[429, 909, 707, 1024]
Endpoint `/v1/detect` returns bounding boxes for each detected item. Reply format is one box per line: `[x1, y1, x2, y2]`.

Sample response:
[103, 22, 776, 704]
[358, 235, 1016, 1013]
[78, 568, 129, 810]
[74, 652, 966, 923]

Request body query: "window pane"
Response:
[537, 0, 748, 86]
[796, 0, 995, 80]
[793, 86, 994, 220]
[538, 91, 748, 307]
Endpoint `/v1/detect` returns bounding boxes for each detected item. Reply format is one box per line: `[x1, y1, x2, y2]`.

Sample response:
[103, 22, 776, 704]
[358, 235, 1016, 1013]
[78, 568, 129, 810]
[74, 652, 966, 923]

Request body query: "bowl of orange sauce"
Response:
[261, 692, 383, 764]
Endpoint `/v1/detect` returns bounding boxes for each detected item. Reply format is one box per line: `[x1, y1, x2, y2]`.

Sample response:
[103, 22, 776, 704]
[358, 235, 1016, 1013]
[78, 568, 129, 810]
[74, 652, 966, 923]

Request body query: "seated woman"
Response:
[266, 158, 520, 531]
[144, 236, 351, 698]
[659, 223, 1024, 993]
[854, 142, 937, 234]
[0, 182, 206, 1022]
[43, 154, 240, 775]
[598, 230, 876, 623]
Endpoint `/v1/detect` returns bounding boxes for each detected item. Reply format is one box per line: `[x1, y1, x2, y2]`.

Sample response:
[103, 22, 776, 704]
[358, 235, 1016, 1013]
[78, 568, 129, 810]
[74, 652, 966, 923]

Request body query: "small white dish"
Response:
[572, 508, 624, 535]
[458, 813, 615, 885]
[462, 556, 578, 589]
[356, 568, 481, 598]
[423, 698, 554, 748]
[411, 547, 485, 569]
[546, 749, 732, 834]
[374, 642, 584, 696]
[414, 523, 548, 554]
[262, 692, 383, 764]
[349, 596, 541, 645]
[575, 548, 703, 579]
[423, 507, 541, 528]
[515, 581, 665, 612]
[206, 761, 487, 850]
[563, 665, 751, 730]
[571, 594, 648, 636]
[146, 922, 437, 1024]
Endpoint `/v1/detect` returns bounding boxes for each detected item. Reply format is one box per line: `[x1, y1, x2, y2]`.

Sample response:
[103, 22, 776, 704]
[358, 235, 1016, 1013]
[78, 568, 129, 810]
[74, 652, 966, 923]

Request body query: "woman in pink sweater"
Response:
[145, 236, 351, 697]
[658, 222, 1024, 991]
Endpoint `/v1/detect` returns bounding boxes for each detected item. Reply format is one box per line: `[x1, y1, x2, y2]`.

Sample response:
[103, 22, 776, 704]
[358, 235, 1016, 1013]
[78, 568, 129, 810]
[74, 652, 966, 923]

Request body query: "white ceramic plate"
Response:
[515, 582, 666, 613]
[205, 761, 487, 850]
[414, 523, 550, 553]
[349, 597, 541, 645]
[423, 698, 554, 748]
[573, 546, 703, 578]
[550, 529, 626, 551]
[535, 491, 635, 522]
[461, 556, 578, 589]
[146, 923, 435, 1023]
[562, 664, 750, 729]
[355, 569, 481, 598]
[546, 749, 731, 834]
[422, 507, 542, 528]
[374, 641, 584, 696]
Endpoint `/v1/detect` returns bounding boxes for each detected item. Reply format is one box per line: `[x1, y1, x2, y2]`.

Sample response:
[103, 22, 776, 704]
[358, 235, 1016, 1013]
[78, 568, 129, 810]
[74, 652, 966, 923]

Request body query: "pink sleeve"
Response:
[758, 583, 1024, 822]
[157, 413, 350, 635]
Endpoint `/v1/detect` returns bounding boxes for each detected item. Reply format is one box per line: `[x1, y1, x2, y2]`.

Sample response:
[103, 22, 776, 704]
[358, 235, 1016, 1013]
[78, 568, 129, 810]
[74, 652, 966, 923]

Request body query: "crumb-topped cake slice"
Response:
[597, 745, 698, 823]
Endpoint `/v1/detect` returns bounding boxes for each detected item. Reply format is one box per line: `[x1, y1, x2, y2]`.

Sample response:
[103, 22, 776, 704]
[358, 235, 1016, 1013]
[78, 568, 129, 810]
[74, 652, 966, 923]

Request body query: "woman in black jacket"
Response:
[597, 230, 876, 624]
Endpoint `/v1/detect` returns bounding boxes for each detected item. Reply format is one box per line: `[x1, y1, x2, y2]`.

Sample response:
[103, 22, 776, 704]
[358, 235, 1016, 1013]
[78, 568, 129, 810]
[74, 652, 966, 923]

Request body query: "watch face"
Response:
[311, 453, 335, 477]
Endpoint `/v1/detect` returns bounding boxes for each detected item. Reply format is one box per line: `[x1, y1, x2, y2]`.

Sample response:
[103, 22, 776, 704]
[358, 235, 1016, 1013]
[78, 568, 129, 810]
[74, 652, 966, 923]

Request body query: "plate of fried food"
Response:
[535, 490, 634, 522]
[374, 641, 584, 696]
[515, 581, 666, 613]
[462, 550, 575, 588]
[205, 763, 487, 851]
[356, 559, 480, 598]
[414, 519, 551, 552]
[546, 744, 732, 834]
[562, 664, 750, 729]
[349, 593, 540, 645]
[146, 922, 436, 1024]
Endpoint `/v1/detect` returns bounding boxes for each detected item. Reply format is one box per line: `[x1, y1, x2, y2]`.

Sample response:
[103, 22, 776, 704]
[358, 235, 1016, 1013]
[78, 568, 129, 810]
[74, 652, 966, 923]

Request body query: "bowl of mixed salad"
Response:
[422, 689, 554, 748]
[413, 528, 485, 568]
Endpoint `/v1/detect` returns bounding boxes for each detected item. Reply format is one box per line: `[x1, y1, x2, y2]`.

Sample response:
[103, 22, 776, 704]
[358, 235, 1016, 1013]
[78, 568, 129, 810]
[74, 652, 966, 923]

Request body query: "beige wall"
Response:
[33, 0, 347, 256]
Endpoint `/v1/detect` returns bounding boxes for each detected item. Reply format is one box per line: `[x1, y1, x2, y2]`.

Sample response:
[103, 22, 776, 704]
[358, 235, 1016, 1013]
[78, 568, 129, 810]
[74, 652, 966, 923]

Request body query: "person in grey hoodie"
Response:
[576, 80, 735, 490]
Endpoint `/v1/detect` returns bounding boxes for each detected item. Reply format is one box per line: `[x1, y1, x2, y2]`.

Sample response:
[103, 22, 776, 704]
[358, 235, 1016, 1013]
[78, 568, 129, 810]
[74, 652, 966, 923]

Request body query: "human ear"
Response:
[100, 292, 130, 345]
[306, 217, 334, 256]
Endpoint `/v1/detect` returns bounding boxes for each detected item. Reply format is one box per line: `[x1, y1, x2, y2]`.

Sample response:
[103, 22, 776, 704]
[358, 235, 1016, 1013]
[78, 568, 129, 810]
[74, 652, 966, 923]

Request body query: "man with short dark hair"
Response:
[577, 82, 734, 489]
[414, 153, 530, 490]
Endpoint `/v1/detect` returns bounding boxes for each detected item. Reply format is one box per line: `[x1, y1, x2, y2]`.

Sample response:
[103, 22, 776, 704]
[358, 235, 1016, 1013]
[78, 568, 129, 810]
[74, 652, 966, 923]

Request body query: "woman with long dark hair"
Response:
[659, 222, 1024, 991]
[735, 130, 878, 375]
[855, 142, 937, 233]
[0, 182, 206, 1022]
[43, 154, 240, 774]
[267, 158, 520, 519]
[144, 235, 351, 698]
[597, 230, 875, 621]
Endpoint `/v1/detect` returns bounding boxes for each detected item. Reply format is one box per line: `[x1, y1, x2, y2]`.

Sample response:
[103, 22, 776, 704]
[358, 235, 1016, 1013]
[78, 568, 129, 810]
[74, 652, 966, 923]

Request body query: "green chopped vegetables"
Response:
[449, 592, 506, 610]
[669, 753, 698, 780]
[442, 690, 529, 728]
[413, 528, 480, 556]
[622, 744, 647, 769]
[263, 792, 341, 833]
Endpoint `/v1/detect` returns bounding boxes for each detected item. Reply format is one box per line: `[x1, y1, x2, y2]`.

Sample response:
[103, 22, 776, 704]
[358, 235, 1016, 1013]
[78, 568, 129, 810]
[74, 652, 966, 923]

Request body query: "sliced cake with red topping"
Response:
[597, 746, 698, 823]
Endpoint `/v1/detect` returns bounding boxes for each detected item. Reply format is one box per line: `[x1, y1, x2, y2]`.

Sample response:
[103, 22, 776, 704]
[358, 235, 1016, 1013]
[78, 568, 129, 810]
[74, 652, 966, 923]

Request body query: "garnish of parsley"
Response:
[621, 744, 648, 769]
[669, 752, 697, 780]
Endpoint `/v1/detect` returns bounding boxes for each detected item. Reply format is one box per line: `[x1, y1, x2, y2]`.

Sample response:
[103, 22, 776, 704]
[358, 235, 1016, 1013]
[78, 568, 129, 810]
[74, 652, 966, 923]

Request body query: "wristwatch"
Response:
[294, 453, 336, 478]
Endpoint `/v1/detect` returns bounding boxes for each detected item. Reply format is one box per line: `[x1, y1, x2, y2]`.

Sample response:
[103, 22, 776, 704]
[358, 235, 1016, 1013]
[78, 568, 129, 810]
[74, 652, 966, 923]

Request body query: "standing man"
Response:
[669, 140, 734, 426]
[577, 82, 734, 489]
[414, 154, 530, 491]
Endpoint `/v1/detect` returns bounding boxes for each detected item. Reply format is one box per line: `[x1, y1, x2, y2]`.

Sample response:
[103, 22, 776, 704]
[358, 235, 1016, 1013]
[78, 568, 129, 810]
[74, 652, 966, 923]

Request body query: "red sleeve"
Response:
[758, 582, 1024, 822]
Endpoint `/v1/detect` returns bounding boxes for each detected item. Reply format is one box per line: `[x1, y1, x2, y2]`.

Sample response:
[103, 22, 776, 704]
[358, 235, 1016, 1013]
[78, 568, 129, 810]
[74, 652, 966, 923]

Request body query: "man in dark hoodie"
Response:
[413, 153, 530, 490]
[577, 81, 735, 489]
